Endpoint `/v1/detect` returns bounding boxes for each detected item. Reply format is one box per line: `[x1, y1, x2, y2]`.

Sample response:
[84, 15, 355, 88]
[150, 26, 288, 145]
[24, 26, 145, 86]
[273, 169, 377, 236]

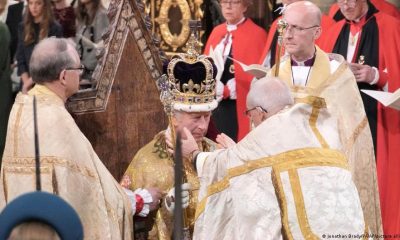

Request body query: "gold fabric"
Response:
[123, 132, 215, 239]
[194, 102, 366, 240]
[270, 47, 382, 235]
[0, 85, 133, 239]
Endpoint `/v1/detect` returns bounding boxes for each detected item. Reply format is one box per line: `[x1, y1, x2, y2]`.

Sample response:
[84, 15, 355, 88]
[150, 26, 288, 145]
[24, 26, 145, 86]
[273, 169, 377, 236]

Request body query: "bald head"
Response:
[30, 38, 79, 84]
[247, 77, 293, 117]
[282, 0, 301, 6]
[285, 1, 321, 26]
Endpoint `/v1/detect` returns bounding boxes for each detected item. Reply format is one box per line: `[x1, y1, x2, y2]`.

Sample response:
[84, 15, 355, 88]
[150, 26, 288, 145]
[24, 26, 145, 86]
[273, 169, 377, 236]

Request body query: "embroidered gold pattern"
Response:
[344, 117, 368, 155]
[182, 79, 201, 94]
[3, 157, 98, 179]
[272, 167, 294, 240]
[13, 104, 24, 157]
[288, 169, 319, 239]
[195, 148, 348, 220]
[309, 106, 329, 148]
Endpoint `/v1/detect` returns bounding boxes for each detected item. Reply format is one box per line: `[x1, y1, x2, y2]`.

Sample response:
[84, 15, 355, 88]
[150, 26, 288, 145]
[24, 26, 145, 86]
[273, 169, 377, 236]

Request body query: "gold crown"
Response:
[165, 33, 217, 111]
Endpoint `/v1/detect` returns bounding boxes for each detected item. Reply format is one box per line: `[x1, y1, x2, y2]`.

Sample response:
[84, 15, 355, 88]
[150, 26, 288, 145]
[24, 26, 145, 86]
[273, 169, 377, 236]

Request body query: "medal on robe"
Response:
[358, 55, 365, 65]
[350, 34, 357, 46]
[229, 64, 235, 74]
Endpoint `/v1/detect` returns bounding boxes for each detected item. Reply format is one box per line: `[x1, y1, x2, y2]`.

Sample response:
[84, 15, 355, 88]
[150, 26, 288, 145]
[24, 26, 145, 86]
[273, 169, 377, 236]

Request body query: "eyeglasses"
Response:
[337, 0, 358, 7]
[282, 22, 320, 34]
[65, 64, 85, 76]
[220, 0, 242, 7]
[244, 106, 267, 117]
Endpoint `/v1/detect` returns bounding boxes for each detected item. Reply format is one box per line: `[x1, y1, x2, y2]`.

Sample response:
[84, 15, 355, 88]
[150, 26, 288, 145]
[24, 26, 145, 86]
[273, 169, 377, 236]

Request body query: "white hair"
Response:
[247, 77, 294, 114]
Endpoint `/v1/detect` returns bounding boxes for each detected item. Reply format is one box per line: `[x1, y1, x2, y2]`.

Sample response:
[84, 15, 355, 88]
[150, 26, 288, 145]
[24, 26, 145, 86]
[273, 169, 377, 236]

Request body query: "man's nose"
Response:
[197, 117, 207, 130]
[283, 29, 293, 39]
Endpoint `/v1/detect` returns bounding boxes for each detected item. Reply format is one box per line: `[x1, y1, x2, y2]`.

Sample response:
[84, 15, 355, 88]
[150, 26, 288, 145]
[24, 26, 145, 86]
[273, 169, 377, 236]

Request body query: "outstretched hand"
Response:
[216, 133, 236, 149]
[165, 127, 199, 160]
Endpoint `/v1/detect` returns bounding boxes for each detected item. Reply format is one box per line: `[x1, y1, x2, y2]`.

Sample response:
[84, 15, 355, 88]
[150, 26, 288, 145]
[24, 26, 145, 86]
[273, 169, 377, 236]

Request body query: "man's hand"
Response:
[216, 133, 236, 149]
[165, 127, 199, 160]
[164, 183, 191, 213]
[147, 187, 162, 211]
[181, 128, 199, 159]
[349, 63, 376, 84]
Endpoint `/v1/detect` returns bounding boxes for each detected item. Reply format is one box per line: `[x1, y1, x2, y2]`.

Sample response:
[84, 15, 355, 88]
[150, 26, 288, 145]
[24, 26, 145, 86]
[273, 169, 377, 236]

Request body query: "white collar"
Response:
[226, 17, 246, 32]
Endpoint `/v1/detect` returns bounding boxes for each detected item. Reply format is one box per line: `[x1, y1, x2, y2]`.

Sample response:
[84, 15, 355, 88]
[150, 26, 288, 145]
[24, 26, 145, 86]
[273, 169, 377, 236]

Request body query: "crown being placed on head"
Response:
[165, 34, 217, 112]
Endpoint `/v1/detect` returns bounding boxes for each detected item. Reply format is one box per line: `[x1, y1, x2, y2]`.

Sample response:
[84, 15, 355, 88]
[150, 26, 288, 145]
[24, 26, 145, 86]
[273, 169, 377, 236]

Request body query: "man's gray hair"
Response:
[247, 77, 294, 114]
[30, 38, 76, 84]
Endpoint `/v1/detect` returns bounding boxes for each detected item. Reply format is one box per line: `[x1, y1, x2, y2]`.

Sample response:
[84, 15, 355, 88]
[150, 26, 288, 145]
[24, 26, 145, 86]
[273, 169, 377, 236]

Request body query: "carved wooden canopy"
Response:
[66, 0, 168, 180]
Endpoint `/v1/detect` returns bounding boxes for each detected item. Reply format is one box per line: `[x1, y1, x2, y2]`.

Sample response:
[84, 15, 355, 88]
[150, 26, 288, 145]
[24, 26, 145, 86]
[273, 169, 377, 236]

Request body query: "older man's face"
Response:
[282, 7, 320, 58]
[338, 0, 366, 21]
[64, 47, 82, 97]
[173, 111, 211, 143]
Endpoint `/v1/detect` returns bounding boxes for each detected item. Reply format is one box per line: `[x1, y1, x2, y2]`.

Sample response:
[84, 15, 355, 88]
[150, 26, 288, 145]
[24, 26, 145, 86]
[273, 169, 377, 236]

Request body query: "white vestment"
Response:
[194, 99, 366, 240]
[1, 85, 134, 239]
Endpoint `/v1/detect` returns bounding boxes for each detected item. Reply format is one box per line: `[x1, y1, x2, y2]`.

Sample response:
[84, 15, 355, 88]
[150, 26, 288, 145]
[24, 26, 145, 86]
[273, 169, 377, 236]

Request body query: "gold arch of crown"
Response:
[167, 54, 216, 104]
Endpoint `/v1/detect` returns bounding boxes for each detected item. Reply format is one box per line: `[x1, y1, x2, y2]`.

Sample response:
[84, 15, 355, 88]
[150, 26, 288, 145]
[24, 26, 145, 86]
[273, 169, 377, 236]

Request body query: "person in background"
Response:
[268, 1, 382, 234]
[5, 0, 24, 63]
[204, 0, 267, 142]
[75, 0, 108, 87]
[52, 0, 76, 39]
[320, 0, 400, 235]
[0, 0, 12, 161]
[16, 0, 62, 93]
[1, 38, 162, 239]
[258, 0, 335, 70]
[328, 0, 400, 20]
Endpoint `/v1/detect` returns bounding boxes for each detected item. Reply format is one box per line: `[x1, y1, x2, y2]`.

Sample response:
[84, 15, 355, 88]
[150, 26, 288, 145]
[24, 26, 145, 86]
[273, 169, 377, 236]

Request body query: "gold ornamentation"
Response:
[166, 39, 216, 105]
[153, 133, 169, 159]
[272, 166, 295, 240]
[3, 156, 99, 179]
[229, 64, 235, 74]
[195, 148, 348, 220]
[157, 0, 191, 52]
[13, 104, 23, 157]
[309, 105, 329, 148]
[67, 0, 163, 113]
[350, 34, 357, 46]
[358, 55, 365, 65]
[182, 79, 201, 94]
[288, 169, 319, 239]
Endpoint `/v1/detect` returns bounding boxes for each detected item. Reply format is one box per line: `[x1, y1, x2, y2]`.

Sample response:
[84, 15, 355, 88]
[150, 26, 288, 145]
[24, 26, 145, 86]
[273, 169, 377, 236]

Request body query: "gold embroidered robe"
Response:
[0, 85, 133, 239]
[123, 132, 215, 240]
[195, 99, 367, 240]
[269, 47, 382, 235]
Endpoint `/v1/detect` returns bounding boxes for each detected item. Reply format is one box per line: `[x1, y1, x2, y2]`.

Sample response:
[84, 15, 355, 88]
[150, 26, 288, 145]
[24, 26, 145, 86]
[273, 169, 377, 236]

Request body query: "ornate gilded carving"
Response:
[67, 0, 164, 113]
[142, 0, 204, 55]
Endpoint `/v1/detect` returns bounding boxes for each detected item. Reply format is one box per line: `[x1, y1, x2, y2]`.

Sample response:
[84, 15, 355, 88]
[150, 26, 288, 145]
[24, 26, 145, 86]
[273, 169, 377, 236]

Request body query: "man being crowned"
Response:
[122, 39, 218, 239]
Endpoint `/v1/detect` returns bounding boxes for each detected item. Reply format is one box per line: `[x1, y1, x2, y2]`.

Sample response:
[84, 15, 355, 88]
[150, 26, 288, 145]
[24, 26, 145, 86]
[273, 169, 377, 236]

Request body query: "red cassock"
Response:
[258, 15, 335, 65]
[204, 19, 267, 140]
[328, 0, 400, 20]
[320, 11, 400, 235]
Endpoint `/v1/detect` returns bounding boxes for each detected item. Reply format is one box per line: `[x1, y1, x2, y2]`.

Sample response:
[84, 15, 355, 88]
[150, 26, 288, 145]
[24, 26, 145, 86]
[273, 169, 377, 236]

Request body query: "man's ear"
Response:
[59, 70, 67, 86]
[314, 27, 322, 40]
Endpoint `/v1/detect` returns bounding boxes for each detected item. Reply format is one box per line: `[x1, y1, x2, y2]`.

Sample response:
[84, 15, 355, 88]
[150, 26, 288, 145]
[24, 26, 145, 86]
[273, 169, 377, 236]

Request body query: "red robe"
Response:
[328, 0, 400, 20]
[204, 19, 267, 140]
[258, 15, 335, 65]
[320, 11, 400, 235]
